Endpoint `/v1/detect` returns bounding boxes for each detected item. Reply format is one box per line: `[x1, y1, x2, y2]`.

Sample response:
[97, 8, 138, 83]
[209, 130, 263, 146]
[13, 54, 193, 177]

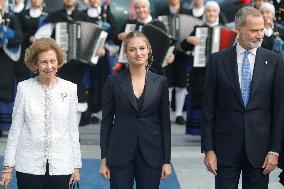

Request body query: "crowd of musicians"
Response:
[0, 0, 283, 137]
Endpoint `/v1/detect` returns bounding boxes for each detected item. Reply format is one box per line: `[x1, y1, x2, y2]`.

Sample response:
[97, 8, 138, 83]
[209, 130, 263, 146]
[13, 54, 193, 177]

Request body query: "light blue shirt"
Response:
[236, 43, 257, 89]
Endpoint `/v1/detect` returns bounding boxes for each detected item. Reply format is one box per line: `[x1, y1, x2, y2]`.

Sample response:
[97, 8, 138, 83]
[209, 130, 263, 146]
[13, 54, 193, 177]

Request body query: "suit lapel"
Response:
[247, 48, 267, 105]
[223, 46, 244, 106]
[117, 70, 138, 112]
[141, 72, 158, 113]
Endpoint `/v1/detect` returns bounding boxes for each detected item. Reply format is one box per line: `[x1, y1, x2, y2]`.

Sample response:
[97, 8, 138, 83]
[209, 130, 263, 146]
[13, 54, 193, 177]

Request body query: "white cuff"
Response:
[268, 151, 279, 156]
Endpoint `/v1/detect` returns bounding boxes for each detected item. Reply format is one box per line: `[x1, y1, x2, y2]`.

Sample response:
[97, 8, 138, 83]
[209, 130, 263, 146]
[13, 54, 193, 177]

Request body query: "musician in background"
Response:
[269, 0, 283, 26]
[116, 0, 174, 73]
[117, 0, 153, 42]
[77, 0, 89, 10]
[43, 0, 87, 126]
[78, 0, 119, 125]
[156, 0, 190, 125]
[259, 2, 284, 51]
[254, 0, 267, 10]
[0, 0, 23, 136]
[181, 1, 221, 134]
[189, 0, 227, 25]
[45, 0, 81, 23]
[13, 0, 25, 15]
[78, 0, 118, 41]
[183, 1, 221, 50]
[99, 31, 171, 189]
[16, 0, 47, 83]
[189, 0, 204, 20]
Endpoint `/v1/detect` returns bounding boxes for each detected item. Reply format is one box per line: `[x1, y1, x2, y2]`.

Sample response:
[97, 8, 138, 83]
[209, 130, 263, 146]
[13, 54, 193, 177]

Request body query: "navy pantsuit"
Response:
[100, 69, 171, 188]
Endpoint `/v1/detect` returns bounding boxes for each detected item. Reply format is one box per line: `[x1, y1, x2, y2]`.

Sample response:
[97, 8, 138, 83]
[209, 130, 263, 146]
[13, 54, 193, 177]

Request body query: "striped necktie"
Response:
[241, 51, 251, 107]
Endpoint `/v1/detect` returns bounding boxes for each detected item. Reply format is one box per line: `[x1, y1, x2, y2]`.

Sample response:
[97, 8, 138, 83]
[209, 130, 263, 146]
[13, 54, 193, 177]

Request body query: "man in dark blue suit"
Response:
[201, 6, 284, 189]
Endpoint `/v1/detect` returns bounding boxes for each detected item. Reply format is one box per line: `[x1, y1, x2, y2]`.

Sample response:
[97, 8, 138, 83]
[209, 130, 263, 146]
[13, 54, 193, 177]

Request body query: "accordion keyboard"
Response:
[193, 27, 208, 68]
[55, 23, 68, 62]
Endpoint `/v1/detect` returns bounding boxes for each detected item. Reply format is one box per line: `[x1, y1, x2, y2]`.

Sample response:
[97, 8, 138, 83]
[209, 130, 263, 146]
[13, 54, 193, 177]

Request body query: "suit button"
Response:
[136, 114, 140, 118]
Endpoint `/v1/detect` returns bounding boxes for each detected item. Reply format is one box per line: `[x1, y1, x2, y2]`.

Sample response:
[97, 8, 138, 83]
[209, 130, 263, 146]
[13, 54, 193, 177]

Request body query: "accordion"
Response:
[193, 26, 237, 67]
[142, 23, 176, 72]
[55, 21, 108, 64]
[158, 14, 203, 51]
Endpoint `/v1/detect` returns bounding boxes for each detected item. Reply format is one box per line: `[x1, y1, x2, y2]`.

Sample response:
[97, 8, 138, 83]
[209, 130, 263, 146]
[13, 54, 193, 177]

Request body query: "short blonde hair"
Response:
[24, 37, 65, 72]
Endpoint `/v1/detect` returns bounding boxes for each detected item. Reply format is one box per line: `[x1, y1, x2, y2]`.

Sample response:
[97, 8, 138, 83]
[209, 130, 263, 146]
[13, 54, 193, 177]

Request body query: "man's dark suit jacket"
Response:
[201, 46, 284, 168]
[100, 69, 171, 168]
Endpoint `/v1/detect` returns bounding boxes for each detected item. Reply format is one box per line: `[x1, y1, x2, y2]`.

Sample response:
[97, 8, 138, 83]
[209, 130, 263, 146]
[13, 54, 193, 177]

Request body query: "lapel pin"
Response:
[264, 61, 268, 65]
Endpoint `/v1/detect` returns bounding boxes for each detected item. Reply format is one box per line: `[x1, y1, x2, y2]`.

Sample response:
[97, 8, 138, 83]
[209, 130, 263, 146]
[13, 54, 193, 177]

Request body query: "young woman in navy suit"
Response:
[99, 31, 171, 189]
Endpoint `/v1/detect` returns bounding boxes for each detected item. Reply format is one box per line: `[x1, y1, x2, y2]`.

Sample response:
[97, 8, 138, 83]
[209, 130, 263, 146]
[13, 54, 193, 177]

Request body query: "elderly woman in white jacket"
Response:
[1, 37, 82, 189]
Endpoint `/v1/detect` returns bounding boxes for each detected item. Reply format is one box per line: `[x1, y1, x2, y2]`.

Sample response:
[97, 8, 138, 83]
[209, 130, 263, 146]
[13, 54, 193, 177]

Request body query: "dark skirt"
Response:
[0, 51, 15, 131]
[16, 161, 71, 189]
[0, 100, 13, 131]
[165, 51, 190, 88]
[186, 86, 201, 135]
[0, 51, 15, 100]
[15, 55, 31, 83]
[88, 56, 110, 113]
[185, 57, 201, 135]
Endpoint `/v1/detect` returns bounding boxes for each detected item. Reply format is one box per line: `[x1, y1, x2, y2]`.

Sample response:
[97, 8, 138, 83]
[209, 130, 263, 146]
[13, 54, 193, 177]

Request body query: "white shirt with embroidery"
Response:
[4, 78, 82, 175]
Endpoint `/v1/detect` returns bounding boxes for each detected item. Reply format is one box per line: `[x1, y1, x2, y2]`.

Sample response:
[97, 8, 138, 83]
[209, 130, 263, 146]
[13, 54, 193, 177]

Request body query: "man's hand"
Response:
[262, 153, 278, 175]
[204, 150, 217, 175]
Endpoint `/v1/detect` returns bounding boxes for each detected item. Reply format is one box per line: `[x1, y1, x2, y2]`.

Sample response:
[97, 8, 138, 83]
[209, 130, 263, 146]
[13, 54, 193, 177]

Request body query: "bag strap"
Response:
[69, 181, 79, 189]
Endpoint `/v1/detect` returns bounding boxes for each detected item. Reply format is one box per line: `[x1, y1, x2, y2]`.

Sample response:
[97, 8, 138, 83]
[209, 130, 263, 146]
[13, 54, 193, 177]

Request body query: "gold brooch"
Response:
[60, 92, 67, 101]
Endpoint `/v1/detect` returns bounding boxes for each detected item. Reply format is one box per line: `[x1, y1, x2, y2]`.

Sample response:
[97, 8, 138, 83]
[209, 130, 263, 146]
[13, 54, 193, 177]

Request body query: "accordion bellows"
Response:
[55, 21, 107, 65]
[142, 22, 176, 72]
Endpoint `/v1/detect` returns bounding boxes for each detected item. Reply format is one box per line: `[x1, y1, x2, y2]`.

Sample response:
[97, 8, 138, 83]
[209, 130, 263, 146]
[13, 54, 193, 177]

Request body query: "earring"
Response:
[146, 56, 154, 72]
[148, 55, 154, 65]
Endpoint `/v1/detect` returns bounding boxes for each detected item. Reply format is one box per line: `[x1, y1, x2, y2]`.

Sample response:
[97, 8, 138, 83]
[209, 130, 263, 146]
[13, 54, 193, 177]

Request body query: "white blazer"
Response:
[4, 78, 82, 175]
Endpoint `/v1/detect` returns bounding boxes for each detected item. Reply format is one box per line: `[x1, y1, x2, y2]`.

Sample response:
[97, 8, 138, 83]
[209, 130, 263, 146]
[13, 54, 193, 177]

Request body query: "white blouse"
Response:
[4, 78, 82, 175]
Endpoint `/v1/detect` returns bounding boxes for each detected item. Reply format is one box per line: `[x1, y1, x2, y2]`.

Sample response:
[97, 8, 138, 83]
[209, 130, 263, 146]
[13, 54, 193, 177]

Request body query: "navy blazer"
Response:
[100, 69, 171, 168]
[201, 46, 284, 168]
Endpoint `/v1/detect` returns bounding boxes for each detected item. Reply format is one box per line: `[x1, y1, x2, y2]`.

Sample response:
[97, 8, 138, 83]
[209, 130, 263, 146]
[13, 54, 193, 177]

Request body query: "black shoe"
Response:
[90, 115, 100, 124]
[175, 116, 185, 125]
